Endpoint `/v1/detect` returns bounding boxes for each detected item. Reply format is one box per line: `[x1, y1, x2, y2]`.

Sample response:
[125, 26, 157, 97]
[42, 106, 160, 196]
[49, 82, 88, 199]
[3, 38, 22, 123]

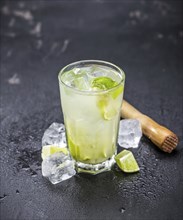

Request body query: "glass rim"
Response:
[58, 60, 125, 95]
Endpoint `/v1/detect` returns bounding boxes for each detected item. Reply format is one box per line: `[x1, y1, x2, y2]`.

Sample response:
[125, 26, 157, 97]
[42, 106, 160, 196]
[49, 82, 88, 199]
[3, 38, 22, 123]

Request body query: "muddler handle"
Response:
[121, 100, 178, 153]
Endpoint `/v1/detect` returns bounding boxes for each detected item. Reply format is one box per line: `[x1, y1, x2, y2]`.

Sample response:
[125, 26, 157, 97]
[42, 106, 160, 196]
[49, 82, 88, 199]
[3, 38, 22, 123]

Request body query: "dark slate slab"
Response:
[0, 0, 183, 220]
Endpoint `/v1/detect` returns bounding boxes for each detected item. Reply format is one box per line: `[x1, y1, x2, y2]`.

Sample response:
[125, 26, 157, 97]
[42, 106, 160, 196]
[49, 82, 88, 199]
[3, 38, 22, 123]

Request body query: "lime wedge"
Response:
[91, 77, 123, 120]
[92, 77, 117, 90]
[41, 145, 69, 160]
[111, 84, 124, 99]
[96, 95, 116, 120]
[115, 150, 140, 173]
[91, 76, 124, 98]
[96, 95, 117, 120]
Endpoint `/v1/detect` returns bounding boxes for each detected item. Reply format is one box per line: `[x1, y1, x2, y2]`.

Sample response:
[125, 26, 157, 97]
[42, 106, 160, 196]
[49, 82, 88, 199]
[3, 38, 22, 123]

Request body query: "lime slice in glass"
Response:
[42, 145, 69, 160]
[92, 76, 117, 90]
[115, 150, 140, 173]
[111, 85, 124, 99]
[91, 76, 124, 98]
[96, 95, 117, 120]
[91, 77, 123, 120]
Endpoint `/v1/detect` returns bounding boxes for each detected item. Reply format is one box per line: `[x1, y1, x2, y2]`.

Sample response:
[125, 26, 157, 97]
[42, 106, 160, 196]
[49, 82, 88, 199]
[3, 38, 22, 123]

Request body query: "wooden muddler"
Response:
[121, 100, 178, 153]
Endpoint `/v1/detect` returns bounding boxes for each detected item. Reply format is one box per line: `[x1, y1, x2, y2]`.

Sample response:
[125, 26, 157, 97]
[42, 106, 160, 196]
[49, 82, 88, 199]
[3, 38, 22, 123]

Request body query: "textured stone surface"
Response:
[0, 1, 183, 220]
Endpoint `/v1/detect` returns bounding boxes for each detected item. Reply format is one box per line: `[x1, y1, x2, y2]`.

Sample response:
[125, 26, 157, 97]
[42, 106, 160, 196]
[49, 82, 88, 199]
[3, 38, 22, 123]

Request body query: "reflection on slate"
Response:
[0, 1, 183, 220]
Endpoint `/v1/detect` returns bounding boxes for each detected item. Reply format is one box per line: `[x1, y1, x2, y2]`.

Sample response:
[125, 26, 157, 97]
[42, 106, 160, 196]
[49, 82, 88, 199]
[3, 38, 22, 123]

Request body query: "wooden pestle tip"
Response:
[161, 134, 178, 153]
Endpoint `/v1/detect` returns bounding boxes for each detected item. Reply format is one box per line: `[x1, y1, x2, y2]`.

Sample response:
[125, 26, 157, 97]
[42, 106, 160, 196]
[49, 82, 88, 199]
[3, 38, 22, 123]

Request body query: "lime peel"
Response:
[91, 76, 123, 120]
[115, 150, 140, 173]
[92, 76, 117, 90]
[111, 85, 124, 99]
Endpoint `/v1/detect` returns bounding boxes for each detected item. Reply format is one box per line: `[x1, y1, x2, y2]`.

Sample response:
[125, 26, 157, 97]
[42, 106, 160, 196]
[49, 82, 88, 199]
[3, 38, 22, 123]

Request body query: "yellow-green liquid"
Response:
[59, 64, 124, 165]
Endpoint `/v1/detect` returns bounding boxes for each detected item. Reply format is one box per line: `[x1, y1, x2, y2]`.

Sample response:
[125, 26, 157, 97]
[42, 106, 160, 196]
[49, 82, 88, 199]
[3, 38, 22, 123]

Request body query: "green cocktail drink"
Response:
[58, 60, 125, 174]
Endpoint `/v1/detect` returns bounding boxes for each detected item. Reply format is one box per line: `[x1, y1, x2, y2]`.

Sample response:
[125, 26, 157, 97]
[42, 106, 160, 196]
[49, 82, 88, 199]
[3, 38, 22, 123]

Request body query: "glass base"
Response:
[75, 156, 115, 175]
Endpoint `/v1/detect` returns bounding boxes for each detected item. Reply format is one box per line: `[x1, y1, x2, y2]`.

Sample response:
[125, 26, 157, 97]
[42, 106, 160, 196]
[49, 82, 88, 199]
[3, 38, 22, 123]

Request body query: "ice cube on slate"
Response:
[42, 122, 66, 148]
[118, 119, 142, 149]
[42, 152, 76, 184]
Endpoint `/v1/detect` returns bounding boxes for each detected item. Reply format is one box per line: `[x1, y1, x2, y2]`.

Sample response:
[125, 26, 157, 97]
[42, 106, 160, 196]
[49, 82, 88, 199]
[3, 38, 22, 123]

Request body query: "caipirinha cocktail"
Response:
[58, 60, 125, 174]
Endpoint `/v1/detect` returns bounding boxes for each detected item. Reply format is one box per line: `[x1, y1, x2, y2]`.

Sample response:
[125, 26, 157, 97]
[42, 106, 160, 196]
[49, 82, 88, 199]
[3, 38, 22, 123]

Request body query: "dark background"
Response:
[0, 0, 183, 220]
